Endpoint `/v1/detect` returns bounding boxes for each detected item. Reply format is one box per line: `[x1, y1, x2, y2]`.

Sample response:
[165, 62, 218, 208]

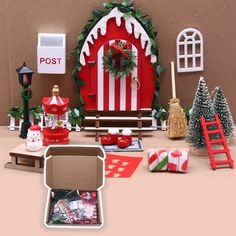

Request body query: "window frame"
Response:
[176, 28, 204, 73]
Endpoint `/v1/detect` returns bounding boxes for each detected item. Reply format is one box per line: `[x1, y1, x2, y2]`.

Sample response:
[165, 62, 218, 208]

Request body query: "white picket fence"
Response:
[8, 110, 167, 132]
[8, 113, 81, 132]
[151, 110, 168, 131]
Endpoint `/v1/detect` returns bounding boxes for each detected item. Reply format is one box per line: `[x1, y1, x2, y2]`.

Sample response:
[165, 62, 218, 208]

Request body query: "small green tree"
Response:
[213, 87, 234, 138]
[186, 77, 215, 148]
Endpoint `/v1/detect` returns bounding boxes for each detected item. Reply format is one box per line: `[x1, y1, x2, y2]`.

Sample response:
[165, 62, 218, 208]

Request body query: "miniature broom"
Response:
[167, 61, 187, 138]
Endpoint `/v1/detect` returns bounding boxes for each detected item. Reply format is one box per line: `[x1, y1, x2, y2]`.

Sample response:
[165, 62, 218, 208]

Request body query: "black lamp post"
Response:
[16, 62, 34, 139]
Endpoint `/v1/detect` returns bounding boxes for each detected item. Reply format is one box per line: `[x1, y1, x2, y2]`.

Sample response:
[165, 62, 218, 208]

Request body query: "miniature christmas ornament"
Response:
[167, 62, 187, 138]
[100, 128, 119, 145]
[147, 149, 168, 172]
[42, 85, 70, 146]
[117, 129, 132, 149]
[168, 150, 189, 173]
[186, 77, 215, 149]
[213, 87, 234, 139]
[26, 125, 42, 152]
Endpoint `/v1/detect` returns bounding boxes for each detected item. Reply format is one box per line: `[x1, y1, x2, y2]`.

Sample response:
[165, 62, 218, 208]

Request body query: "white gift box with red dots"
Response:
[168, 150, 189, 173]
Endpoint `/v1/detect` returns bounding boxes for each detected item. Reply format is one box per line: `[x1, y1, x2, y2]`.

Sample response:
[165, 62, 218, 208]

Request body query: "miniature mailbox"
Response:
[37, 33, 66, 74]
[44, 145, 105, 228]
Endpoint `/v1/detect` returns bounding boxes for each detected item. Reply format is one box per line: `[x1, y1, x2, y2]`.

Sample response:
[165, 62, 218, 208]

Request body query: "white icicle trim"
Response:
[79, 7, 157, 66]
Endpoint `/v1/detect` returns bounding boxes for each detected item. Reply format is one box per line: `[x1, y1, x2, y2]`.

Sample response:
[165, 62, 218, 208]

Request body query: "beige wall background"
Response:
[0, 0, 235, 125]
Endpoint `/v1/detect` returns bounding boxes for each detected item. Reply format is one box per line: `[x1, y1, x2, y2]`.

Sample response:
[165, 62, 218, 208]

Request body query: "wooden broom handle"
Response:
[171, 61, 176, 99]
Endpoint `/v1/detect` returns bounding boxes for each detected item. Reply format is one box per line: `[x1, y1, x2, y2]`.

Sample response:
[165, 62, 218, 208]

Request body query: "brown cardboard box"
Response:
[44, 145, 105, 228]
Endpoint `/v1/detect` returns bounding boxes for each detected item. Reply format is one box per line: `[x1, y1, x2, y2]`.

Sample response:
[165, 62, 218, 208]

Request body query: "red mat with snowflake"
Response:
[105, 154, 142, 178]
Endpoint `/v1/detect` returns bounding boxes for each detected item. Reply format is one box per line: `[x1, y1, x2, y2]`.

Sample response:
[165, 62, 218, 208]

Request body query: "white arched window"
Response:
[176, 28, 203, 73]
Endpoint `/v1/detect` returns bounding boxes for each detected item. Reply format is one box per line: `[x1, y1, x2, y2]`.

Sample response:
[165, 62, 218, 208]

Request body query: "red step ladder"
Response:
[200, 114, 234, 170]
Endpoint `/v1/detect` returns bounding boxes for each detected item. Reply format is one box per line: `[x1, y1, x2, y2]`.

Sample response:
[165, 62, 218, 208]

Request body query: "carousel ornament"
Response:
[42, 85, 70, 146]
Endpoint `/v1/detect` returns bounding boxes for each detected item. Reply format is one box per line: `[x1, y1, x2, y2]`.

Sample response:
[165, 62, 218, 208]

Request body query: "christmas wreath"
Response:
[20, 88, 33, 101]
[103, 42, 136, 77]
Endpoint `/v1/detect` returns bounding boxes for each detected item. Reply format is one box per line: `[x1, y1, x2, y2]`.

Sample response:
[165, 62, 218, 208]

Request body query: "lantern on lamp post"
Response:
[16, 62, 34, 139]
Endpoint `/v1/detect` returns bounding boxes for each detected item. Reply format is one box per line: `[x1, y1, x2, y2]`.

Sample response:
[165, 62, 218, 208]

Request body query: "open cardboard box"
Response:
[44, 145, 105, 228]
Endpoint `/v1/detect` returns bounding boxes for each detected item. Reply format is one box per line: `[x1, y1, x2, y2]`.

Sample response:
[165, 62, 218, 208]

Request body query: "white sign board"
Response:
[37, 33, 66, 74]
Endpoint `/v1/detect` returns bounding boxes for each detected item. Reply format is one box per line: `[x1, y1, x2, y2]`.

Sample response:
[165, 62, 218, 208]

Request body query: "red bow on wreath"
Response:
[110, 43, 129, 58]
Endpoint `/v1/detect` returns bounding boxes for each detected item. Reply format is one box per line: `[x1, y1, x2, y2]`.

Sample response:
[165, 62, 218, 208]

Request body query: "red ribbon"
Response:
[110, 43, 129, 58]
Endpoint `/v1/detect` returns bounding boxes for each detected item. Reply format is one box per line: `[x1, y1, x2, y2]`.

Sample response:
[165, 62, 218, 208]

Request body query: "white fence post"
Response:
[19, 118, 23, 130]
[152, 110, 157, 129]
[8, 115, 16, 131]
[38, 113, 44, 130]
[161, 120, 167, 131]
[64, 112, 72, 131]
[67, 123, 72, 131]
[75, 124, 81, 132]
[29, 115, 34, 125]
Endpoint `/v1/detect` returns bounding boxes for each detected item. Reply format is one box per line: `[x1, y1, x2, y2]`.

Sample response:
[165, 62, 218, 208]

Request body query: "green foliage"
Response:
[29, 106, 43, 120]
[213, 87, 234, 138]
[121, 0, 134, 7]
[7, 106, 23, 119]
[8, 106, 42, 120]
[183, 106, 191, 122]
[103, 2, 114, 9]
[154, 107, 168, 122]
[68, 107, 84, 126]
[8, 106, 85, 128]
[72, 1, 164, 116]
[186, 78, 215, 148]
[156, 65, 165, 77]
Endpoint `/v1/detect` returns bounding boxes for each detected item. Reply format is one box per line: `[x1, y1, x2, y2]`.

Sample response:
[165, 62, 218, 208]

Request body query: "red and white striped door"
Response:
[97, 40, 140, 111]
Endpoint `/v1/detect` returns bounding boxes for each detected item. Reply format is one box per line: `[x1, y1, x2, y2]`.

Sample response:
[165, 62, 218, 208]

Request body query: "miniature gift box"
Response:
[147, 149, 168, 172]
[44, 145, 105, 228]
[168, 150, 189, 173]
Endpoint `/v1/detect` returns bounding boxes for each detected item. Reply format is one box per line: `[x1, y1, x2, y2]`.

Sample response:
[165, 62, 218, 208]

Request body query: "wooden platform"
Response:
[5, 143, 45, 173]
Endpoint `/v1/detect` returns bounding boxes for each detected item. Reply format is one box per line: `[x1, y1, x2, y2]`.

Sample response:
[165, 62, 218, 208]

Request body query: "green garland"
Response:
[72, 0, 165, 116]
[20, 88, 32, 101]
[103, 42, 137, 77]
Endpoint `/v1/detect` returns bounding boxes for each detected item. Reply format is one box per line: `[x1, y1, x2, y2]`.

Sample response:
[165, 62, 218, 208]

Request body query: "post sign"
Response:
[37, 33, 66, 74]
